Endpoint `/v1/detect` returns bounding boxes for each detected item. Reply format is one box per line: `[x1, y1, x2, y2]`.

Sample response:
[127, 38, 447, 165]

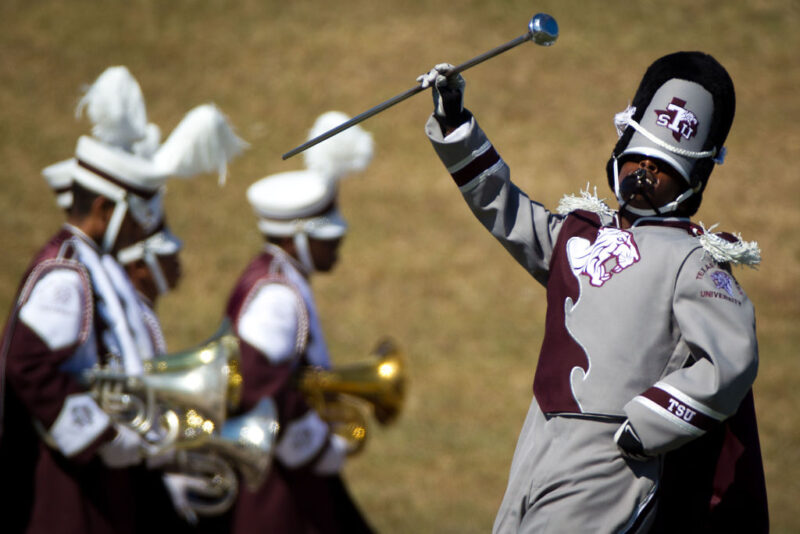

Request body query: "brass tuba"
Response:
[299, 338, 406, 455]
[85, 320, 243, 453]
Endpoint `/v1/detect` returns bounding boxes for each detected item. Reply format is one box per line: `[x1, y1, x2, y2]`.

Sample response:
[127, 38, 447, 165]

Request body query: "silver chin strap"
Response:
[102, 199, 128, 252]
[293, 232, 316, 273]
[143, 251, 170, 295]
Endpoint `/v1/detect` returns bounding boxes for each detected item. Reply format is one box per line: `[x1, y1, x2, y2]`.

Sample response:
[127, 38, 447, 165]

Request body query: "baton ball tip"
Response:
[529, 13, 559, 46]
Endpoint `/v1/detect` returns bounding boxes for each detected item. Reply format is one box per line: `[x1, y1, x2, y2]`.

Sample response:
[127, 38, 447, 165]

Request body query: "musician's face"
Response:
[158, 252, 182, 290]
[618, 155, 686, 210]
[309, 236, 343, 273]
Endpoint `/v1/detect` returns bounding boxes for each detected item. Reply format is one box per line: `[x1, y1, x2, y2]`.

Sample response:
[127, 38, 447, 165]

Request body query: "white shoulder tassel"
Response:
[302, 111, 374, 181]
[557, 184, 615, 217]
[153, 104, 248, 185]
[697, 222, 761, 268]
[76, 66, 148, 150]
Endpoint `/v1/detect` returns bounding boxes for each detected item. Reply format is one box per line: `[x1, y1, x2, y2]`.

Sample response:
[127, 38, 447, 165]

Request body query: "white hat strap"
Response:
[143, 251, 169, 295]
[102, 200, 128, 252]
[293, 232, 316, 274]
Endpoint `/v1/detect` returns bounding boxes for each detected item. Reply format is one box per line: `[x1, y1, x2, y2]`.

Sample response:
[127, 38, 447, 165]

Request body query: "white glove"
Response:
[162, 473, 217, 526]
[97, 424, 145, 468]
[417, 62, 456, 88]
[313, 433, 349, 475]
[417, 63, 467, 126]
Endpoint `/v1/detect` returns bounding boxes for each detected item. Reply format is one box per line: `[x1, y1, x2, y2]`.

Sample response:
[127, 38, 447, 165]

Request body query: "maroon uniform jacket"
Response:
[0, 227, 143, 534]
[224, 246, 373, 534]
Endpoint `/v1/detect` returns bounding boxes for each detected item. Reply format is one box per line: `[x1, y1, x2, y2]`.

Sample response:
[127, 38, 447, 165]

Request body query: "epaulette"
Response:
[693, 222, 761, 268]
[556, 184, 615, 217]
[557, 186, 761, 268]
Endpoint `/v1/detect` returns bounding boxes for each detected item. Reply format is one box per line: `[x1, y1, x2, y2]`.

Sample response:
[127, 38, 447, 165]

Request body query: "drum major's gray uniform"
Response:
[425, 115, 758, 533]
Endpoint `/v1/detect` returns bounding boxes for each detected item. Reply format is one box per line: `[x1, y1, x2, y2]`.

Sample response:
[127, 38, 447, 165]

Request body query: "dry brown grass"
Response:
[2, 1, 799, 532]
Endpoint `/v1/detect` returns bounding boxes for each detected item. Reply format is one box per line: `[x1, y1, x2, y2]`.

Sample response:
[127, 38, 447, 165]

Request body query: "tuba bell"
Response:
[299, 338, 406, 454]
[84, 320, 243, 453]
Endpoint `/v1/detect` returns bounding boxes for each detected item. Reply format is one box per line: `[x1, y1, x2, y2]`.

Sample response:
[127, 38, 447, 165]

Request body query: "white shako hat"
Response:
[248, 169, 346, 240]
[607, 51, 735, 217]
[57, 66, 247, 252]
[247, 111, 373, 272]
[41, 66, 161, 211]
[42, 158, 76, 209]
[117, 223, 183, 295]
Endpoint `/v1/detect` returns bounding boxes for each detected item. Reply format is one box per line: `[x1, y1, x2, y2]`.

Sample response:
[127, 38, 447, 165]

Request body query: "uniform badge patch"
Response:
[567, 227, 640, 287]
[710, 271, 736, 297]
[699, 269, 743, 305]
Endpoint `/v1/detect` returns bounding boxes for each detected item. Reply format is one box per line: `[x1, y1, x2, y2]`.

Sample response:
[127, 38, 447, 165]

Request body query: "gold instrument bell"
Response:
[299, 338, 406, 455]
[85, 320, 243, 453]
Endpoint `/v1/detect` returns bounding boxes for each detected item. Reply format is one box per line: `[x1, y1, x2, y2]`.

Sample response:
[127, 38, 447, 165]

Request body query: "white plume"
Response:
[153, 104, 248, 185]
[697, 222, 761, 268]
[76, 66, 149, 150]
[132, 122, 162, 158]
[302, 111, 374, 181]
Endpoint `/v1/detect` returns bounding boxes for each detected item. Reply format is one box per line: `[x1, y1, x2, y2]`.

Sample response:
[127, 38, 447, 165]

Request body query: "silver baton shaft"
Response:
[281, 13, 558, 161]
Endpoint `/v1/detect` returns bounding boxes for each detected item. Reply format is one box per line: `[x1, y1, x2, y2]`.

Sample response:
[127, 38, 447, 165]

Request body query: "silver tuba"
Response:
[299, 338, 406, 454]
[84, 320, 243, 453]
[172, 397, 280, 516]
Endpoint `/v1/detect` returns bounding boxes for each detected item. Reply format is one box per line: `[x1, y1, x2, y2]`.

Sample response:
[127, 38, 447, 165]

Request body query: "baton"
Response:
[281, 13, 559, 160]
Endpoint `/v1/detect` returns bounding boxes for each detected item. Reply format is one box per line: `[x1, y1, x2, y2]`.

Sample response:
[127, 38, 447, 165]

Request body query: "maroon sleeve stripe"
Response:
[450, 146, 501, 187]
[641, 387, 718, 431]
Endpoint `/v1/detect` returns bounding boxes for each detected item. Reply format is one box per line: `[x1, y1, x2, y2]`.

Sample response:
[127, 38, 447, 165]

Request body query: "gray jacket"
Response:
[426, 115, 758, 456]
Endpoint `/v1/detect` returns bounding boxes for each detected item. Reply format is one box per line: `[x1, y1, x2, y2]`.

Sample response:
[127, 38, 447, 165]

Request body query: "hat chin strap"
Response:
[293, 232, 316, 274]
[143, 251, 170, 295]
[612, 157, 696, 217]
[102, 199, 128, 252]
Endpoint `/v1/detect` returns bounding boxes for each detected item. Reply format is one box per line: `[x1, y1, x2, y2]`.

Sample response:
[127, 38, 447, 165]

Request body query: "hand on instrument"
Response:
[145, 446, 177, 469]
[97, 424, 146, 468]
[614, 420, 650, 462]
[313, 433, 349, 475]
[417, 63, 469, 128]
[162, 473, 216, 525]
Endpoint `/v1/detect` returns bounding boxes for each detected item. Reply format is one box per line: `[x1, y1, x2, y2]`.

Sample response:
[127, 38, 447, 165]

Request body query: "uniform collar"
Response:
[63, 223, 102, 252]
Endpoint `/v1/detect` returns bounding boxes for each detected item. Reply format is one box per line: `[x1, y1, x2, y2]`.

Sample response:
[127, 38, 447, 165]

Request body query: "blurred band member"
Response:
[224, 112, 375, 534]
[117, 224, 183, 351]
[0, 66, 245, 534]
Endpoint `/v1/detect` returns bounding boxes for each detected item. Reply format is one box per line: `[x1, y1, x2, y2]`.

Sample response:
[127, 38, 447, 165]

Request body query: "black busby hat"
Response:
[606, 51, 735, 216]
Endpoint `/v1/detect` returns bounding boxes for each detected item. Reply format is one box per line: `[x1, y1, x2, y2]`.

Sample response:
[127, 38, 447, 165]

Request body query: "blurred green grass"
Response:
[2, 1, 798, 532]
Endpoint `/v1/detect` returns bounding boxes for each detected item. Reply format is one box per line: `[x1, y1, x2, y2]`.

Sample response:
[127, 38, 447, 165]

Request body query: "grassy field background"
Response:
[2, 1, 798, 532]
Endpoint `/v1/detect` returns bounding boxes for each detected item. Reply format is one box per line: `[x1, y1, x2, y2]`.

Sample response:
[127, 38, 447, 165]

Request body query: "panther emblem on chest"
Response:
[567, 227, 640, 287]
